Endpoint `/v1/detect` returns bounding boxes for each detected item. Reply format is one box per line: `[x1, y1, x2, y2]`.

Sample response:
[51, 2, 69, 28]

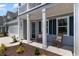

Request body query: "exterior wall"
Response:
[30, 16, 73, 46]
[47, 35, 73, 46]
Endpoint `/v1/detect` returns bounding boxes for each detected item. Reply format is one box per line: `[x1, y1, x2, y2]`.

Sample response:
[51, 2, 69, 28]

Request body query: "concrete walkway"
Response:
[0, 37, 13, 45]
[0, 37, 73, 56]
[0, 37, 20, 47]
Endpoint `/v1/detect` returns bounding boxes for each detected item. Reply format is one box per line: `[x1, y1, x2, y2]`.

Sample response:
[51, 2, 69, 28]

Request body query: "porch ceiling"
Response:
[19, 3, 73, 20]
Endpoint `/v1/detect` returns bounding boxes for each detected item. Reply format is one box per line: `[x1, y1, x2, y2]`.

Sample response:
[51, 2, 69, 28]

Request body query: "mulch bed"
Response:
[5, 43, 60, 56]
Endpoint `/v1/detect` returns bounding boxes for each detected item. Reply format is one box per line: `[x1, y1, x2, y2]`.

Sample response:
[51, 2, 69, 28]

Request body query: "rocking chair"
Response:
[53, 33, 64, 48]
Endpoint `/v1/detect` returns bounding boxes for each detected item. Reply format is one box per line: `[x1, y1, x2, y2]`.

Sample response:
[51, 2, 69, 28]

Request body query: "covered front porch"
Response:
[18, 3, 74, 55]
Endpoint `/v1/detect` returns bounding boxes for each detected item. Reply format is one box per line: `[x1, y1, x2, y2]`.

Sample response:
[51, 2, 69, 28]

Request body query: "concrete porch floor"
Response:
[31, 38, 73, 52]
[0, 37, 73, 56]
[22, 40, 73, 56]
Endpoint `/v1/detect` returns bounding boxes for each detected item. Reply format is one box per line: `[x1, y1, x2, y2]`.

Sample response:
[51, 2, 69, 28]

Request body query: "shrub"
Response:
[16, 46, 24, 54]
[19, 42, 23, 47]
[12, 36, 17, 42]
[1, 44, 7, 50]
[4, 32, 8, 36]
[34, 48, 40, 56]
[0, 32, 7, 37]
[0, 44, 7, 56]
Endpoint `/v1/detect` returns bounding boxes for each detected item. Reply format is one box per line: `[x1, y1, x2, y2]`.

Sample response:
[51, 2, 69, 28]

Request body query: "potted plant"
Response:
[34, 48, 40, 56]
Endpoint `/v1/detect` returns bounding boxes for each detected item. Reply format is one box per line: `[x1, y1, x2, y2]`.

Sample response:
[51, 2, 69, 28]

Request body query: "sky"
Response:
[0, 3, 18, 16]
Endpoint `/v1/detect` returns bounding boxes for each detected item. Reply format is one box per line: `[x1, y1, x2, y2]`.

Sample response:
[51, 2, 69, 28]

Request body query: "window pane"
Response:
[58, 27, 67, 34]
[58, 18, 67, 26]
[32, 34, 35, 38]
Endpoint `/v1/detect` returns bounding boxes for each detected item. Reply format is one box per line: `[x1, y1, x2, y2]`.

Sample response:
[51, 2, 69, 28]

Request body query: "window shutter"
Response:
[39, 22, 41, 33]
[53, 19, 56, 34]
[69, 16, 74, 36]
[49, 20, 52, 34]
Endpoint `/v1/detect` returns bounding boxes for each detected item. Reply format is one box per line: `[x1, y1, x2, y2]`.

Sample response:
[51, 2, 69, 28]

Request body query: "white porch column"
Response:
[26, 3, 31, 43]
[18, 17, 20, 40]
[75, 3, 79, 56]
[42, 8, 47, 49]
[18, 6, 20, 40]
[27, 14, 31, 43]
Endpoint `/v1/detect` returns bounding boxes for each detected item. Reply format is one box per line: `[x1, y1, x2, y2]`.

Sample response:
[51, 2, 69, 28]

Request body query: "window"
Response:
[57, 16, 69, 35]
[32, 22, 35, 38]
[47, 16, 73, 36]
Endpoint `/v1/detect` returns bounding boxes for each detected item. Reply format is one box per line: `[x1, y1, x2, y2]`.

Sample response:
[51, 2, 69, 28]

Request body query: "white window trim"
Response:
[56, 16, 69, 36]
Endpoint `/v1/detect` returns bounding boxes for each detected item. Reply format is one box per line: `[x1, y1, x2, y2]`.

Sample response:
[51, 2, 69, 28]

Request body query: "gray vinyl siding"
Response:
[47, 35, 73, 46]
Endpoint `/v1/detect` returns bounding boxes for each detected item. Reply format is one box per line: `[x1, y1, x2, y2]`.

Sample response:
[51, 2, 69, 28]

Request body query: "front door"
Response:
[32, 22, 36, 39]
